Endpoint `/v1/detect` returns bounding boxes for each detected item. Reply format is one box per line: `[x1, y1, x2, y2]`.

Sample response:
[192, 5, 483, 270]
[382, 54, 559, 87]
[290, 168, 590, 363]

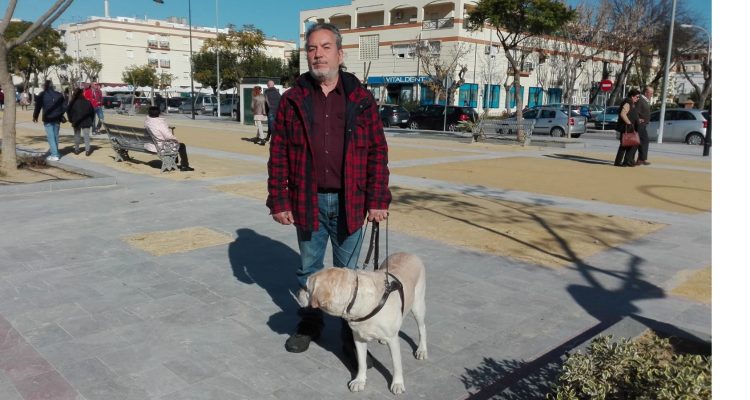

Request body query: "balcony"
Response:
[160, 60, 171, 68]
[159, 41, 170, 49]
[507, 62, 534, 77]
[147, 39, 158, 48]
[148, 59, 159, 68]
[422, 17, 454, 31]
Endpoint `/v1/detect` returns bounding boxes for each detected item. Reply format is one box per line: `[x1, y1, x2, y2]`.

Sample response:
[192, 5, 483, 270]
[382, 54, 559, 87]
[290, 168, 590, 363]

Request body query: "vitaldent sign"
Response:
[367, 76, 432, 85]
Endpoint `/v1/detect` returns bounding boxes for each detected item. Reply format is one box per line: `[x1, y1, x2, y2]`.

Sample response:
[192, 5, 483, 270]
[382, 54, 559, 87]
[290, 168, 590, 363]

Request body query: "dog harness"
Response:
[346, 222, 405, 322]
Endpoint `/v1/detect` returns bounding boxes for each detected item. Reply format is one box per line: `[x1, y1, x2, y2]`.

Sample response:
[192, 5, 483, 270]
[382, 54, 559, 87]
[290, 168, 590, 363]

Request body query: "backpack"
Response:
[42, 90, 65, 121]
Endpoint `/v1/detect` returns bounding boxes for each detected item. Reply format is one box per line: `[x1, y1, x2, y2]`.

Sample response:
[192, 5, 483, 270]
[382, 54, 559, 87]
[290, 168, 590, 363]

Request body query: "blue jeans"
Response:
[95, 107, 104, 129]
[44, 122, 60, 157]
[296, 192, 364, 288]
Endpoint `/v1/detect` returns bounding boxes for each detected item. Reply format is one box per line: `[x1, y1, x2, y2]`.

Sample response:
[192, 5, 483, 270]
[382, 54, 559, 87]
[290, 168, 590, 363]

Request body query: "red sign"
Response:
[600, 79, 613, 92]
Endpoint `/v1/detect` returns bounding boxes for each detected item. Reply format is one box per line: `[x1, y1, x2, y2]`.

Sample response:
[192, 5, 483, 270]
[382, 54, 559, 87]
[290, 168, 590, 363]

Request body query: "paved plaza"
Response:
[0, 113, 711, 399]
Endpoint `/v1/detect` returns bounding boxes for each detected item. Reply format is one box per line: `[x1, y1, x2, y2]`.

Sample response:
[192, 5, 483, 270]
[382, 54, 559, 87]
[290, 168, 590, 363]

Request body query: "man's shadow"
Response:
[228, 228, 301, 336]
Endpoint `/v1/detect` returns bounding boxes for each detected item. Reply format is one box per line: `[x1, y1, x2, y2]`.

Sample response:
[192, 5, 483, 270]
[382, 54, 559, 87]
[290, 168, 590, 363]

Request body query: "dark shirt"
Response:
[311, 77, 346, 190]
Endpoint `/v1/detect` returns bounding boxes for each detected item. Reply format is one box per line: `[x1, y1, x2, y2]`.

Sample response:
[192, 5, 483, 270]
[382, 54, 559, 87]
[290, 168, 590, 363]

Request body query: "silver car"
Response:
[646, 108, 707, 145]
[495, 107, 587, 138]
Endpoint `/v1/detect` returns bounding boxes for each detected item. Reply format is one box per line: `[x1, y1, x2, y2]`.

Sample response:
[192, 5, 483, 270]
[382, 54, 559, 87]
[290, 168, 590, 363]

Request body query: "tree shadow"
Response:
[637, 184, 711, 213]
[449, 188, 670, 398]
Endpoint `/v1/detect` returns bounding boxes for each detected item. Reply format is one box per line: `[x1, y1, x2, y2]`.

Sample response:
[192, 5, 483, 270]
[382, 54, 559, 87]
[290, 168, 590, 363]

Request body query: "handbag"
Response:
[621, 124, 640, 147]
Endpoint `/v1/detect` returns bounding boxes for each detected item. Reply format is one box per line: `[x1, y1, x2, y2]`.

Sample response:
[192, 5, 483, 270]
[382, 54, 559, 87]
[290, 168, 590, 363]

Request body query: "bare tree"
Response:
[416, 41, 471, 107]
[0, 0, 74, 172]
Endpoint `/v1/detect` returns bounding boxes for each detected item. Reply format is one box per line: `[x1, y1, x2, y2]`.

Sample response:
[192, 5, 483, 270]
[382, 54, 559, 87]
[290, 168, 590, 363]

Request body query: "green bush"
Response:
[547, 332, 711, 400]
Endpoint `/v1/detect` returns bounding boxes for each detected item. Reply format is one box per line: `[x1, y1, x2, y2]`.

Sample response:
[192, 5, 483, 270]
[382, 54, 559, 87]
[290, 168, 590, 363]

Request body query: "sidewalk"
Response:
[0, 116, 711, 399]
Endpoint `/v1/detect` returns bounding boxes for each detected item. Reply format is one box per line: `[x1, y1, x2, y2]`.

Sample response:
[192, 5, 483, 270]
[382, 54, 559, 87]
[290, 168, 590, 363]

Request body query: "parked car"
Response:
[178, 95, 217, 115]
[101, 96, 122, 109]
[378, 104, 410, 128]
[407, 105, 478, 132]
[646, 108, 707, 145]
[213, 99, 238, 118]
[592, 106, 620, 129]
[495, 107, 587, 137]
[166, 97, 185, 113]
[587, 104, 605, 120]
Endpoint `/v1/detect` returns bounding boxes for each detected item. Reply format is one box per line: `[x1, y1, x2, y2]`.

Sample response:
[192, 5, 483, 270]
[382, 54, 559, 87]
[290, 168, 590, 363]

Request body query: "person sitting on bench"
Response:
[144, 106, 194, 171]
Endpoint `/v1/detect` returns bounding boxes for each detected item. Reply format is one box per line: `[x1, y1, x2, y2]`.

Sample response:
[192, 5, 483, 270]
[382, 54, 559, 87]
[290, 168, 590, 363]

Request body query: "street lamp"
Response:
[153, 0, 196, 119]
[656, 0, 677, 144]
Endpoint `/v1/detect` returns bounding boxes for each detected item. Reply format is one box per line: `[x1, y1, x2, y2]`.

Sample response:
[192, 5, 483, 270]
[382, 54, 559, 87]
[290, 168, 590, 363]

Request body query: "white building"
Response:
[300, 0, 624, 114]
[58, 16, 296, 92]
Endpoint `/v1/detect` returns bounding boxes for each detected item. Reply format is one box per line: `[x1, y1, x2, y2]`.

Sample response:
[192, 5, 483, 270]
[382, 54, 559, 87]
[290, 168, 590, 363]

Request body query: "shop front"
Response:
[366, 76, 431, 104]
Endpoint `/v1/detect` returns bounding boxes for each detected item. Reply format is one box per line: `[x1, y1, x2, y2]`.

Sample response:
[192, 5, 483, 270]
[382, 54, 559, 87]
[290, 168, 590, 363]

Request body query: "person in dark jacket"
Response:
[33, 80, 67, 161]
[66, 88, 96, 156]
[614, 89, 641, 167]
[634, 85, 654, 165]
[264, 80, 281, 137]
[267, 23, 390, 366]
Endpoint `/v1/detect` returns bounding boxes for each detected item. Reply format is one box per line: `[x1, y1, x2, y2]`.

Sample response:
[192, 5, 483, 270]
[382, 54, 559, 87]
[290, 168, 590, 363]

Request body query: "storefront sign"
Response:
[367, 76, 432, 85]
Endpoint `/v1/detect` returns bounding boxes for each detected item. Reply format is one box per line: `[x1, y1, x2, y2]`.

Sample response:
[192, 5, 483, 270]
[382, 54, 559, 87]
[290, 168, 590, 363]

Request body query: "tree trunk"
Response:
[0, 45, 19, 172]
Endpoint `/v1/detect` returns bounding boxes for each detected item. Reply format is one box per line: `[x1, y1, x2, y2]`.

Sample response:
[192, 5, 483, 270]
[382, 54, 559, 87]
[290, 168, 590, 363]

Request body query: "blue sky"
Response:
[4, 0, 711, 42]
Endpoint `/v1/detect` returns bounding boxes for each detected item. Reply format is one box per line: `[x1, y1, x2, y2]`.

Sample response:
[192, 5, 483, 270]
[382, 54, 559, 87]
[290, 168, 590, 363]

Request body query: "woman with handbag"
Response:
[614, 89, 641, 167]
[250, 86, 268, 145]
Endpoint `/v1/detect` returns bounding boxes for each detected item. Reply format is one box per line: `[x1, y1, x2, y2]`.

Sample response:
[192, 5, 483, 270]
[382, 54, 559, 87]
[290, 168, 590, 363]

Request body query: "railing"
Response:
[160, 60, 171, 68]
[159, 41, 170, 49]
[422, 17, 454, 30]
[148, 59, 159, 67]
[147, 40, 158, 48]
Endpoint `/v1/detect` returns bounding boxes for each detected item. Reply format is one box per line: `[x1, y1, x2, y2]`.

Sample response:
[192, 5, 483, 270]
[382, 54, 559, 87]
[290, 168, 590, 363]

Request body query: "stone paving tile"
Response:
[57, 308, 143, 338]
[0, 381, 24, 400]
[13, 369, 80, 400]
[162, 352, 230, 384]
[58, 358, 150, 400]
[128, 365, 188, 399]
[6, 303, 91, 335]
[123, 293, 206, 320]
[35, 329, 134, 368]
[18, 322, 73, 349]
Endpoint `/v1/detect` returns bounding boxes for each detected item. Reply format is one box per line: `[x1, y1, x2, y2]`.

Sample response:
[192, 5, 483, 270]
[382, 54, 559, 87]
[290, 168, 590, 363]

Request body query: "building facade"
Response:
[300, 0, 624, 114]
[58, 16, 296, 91]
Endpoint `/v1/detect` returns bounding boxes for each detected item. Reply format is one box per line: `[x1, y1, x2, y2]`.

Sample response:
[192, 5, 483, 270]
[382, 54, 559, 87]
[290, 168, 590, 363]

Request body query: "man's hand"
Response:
[367, 209, 388, 223]
[32, 118, 38, 123]
[272, 211, 294, 225]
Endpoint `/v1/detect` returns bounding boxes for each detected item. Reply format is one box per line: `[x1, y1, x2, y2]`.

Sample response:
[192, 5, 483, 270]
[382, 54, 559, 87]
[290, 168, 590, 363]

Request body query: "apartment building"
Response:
[58, 16, 296, 91]
[300, 0, 623, 113]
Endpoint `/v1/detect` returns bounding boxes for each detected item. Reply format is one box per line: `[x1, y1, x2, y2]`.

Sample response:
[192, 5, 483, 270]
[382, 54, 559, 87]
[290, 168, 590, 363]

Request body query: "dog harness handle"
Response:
[363, 222, 379, 269]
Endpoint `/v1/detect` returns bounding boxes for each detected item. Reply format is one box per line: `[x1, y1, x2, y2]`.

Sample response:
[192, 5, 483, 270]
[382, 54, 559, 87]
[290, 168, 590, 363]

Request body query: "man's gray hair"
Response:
[304, 22, 342, 49]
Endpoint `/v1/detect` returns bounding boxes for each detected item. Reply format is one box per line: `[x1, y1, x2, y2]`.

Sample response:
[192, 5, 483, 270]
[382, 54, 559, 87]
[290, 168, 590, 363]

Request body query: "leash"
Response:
[346, 218, 405, 322]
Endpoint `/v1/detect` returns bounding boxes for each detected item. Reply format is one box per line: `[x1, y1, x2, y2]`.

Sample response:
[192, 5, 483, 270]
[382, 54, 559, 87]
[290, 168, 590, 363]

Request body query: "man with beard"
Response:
[266, 23, 391, 368]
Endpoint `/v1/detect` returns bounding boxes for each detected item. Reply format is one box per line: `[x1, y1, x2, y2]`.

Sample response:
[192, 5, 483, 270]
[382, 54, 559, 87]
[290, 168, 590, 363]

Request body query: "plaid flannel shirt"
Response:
[266, 71, 391, 235]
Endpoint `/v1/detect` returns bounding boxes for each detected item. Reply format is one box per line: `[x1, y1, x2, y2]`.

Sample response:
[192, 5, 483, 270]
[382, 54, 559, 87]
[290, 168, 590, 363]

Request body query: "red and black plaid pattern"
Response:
[267, 72, 391, 235]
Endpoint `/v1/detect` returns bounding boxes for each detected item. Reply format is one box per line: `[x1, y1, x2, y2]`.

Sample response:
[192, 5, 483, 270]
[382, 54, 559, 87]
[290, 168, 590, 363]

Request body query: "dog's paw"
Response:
[348, 378, 367, 392]
[415, 347, 428, 360]
[390, 381, 406, 394]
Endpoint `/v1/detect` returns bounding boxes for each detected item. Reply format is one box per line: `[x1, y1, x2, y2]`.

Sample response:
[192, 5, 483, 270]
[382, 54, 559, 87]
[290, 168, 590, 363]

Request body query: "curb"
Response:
[0, 157, 117, 197]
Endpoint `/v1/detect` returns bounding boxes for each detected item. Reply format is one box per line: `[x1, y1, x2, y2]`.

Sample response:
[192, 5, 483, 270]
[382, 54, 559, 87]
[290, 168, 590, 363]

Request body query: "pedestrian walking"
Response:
[32, 80, 67, 161]
[84, 82, 104, 133]
[635, 85, 654, 165]
[614, 89, 641, 167]
[250, 86, 268, 145]
[66, 88, 96, 156]
[266, 22, 391, 367]
[264, 80, 281, 138]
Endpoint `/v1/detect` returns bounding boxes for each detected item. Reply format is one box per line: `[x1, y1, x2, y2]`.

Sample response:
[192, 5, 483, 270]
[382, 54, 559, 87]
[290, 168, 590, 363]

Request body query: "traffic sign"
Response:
[600, 79, 613, 92]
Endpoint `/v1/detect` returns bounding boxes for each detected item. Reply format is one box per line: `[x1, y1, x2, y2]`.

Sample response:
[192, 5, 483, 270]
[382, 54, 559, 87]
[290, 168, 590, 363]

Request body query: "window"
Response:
[392, 44, 414, 59]
[459, 83, 478, 108]
[127, 50, 134, 59]
[509, 85, 525, 108]
[540, 110, 556, 118]
[428, 41, 440, 55]
[483, 85, 501, 108]
[359, 35, 379, 60]
[528, 87, 543, 108]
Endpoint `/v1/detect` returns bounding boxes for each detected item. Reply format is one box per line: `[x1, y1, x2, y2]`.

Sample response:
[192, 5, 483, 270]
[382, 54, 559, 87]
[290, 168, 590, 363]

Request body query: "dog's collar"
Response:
[345, 271, 404, 323]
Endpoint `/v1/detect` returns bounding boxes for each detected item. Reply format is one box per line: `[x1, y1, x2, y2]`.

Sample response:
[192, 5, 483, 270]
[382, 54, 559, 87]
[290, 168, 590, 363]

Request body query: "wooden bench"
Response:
[103, 123, 179, 172]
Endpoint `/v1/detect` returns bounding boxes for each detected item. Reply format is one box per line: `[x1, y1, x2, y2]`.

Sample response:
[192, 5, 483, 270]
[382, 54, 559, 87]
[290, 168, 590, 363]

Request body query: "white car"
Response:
[646, 109, 707, 145]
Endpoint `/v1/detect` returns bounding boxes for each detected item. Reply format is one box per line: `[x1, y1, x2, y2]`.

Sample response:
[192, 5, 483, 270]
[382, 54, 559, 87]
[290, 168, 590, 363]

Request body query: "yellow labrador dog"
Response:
[297, 252, 427, 395]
